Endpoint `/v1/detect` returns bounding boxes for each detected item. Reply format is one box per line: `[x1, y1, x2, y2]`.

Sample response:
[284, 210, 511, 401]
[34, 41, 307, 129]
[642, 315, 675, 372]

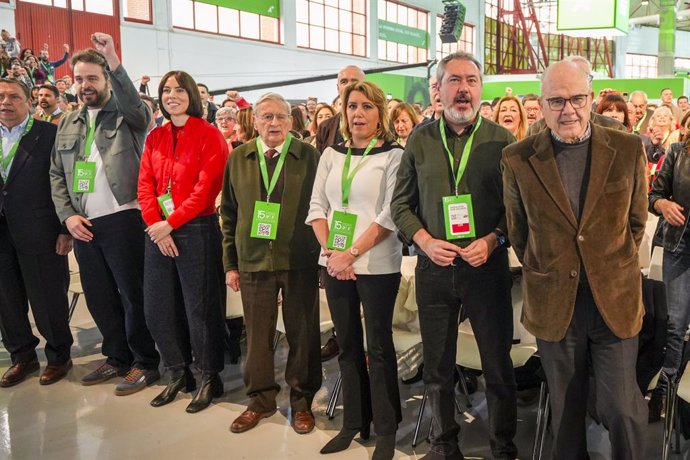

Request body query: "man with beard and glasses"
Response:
[391, 51, 518, 460]
[522, 93, 542, 126]
[50, 32, 160, 396]
[33, 84, 64, 125]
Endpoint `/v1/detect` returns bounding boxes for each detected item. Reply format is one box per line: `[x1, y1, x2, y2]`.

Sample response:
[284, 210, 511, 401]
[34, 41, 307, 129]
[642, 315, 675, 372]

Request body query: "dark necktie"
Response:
[265, 148, 277, 159]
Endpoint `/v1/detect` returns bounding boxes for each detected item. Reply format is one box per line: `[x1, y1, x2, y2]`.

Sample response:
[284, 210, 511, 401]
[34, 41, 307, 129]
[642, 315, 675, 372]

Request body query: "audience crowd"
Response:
[2, 28, 690, 460]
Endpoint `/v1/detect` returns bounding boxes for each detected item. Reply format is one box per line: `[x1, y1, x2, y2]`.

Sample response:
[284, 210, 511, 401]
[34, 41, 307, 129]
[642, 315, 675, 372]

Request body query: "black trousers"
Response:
[415, 251, 517, 459]
[239, 267, 321, 413]
[73, 209, 159, 370]
[325, 272, 402, 436]
[0, 218, 72, 365]
[538, 284, 647, 460]
[144, 215, 225, 373]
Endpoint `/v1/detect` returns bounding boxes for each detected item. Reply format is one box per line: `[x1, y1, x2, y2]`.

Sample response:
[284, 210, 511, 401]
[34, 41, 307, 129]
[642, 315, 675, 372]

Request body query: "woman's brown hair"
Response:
[157, 70, 203, 120]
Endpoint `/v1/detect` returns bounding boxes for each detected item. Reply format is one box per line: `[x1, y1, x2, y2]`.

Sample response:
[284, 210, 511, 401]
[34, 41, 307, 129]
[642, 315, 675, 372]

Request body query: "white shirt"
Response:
[83, 108, 139, 219]
[0, 115, 31, 179]
[306, 142, 403, 275]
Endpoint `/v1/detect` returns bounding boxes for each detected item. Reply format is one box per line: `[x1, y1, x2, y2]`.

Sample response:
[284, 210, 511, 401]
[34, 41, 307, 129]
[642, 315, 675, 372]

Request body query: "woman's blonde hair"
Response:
[492, 95, 528, 140]
[650, 105, 675, 129]
[340, 80, 394, 142]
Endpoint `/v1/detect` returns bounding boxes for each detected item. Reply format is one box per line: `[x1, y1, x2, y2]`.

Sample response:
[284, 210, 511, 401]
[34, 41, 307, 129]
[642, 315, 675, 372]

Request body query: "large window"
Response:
[17, 0, 67, 8]
[436, 16, 474, 60]
[676, 57, 690, 70]
[377, 0, 428, 64]
[124, 0, 152, 23]
[625, 53, 658, 79]
[296, 0, 367, 56]
[172, 0, 280, 44]
[71, 0, 113, 15]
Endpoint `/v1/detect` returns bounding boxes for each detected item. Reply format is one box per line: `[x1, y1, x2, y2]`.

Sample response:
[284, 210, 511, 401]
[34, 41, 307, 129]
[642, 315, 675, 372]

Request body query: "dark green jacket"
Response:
[391, 116, 515, 250]
[221, 138, 320, 272]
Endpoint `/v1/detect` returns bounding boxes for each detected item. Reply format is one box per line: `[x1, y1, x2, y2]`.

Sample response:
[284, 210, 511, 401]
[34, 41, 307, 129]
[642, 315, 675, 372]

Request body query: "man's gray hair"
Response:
[629, 90, 648, 103]
[254, 92, 291, 115]
[436, 51, 483, 84]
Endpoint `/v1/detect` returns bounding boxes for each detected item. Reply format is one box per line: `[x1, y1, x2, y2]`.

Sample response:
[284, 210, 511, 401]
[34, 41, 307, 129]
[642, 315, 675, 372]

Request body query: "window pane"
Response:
[310, 25, 325, 49]
[54, 0, 67, 7]
[339, 10, 352, 32]
[297, 23, 310, 47]
[353, 0, 365, 14]
[124, 0, 150, 21]
[261, 16, 279, 42]
[325, 0, 338, 6]
[398, 6, 408, 25]
[399, 43, 407, 62]
[387, 2, 396, 21]
[378, 0, 386, 18]
[339, 0, 351, 10]
[84, 0, 113, 15]
[325, 6, 338, 29]
[172, 0, 194, 28]
[339, 31, 352, 54]
[325, 28, 339, 52]
[240, 11, 260, 39]
[296, 0, 309, 23]
[353, 35, 366, 56]
[387, 41, 397, 61]
[194, 2, 218, 32]
[378, 39, 386, 60]
[353, 13, 365, 35]
[71, 0, 84, 10]
[21, 0, 53, 6]
[219, 7, 240, 36]
[310, 2, 324, 26]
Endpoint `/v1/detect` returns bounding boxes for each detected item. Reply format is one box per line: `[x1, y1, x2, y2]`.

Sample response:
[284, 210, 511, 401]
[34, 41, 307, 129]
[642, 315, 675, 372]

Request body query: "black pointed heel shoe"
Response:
[186, 373, 223, 413]
[320, 423, 371, 454]
[150, 367, 196, 407]
[372, 434, 396, 460]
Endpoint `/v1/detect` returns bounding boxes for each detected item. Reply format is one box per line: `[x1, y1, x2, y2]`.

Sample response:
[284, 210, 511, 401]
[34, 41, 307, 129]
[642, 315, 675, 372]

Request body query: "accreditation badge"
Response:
[442, 194, 476, 240]
[157, 192, 175, 218]
[250, 201, 280, 240]
[327, 210, 358, 251]
[73, 161, 96, 193]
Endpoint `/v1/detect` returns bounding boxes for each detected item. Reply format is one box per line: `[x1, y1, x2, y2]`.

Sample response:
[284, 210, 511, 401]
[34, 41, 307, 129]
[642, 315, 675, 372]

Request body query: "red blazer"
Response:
[138, 116, 228, 229]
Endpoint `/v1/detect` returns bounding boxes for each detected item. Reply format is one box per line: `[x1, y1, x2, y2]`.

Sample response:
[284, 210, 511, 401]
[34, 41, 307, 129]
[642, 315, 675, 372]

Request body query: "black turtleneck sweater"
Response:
[553, 136, 591, 221]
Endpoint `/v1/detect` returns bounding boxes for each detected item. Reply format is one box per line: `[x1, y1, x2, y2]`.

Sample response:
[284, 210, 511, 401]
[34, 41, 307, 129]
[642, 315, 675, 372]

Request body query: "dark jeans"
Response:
[538, 284, 647, 460]
[239, 267, 321, 413]
[0, 218, 72, 365]
[415, 251, 517, 459]
[325, 272, 402, 436]
[74, 209, 159, 370]
[144, 214, 225, 374]
[660, 247, 690, 386]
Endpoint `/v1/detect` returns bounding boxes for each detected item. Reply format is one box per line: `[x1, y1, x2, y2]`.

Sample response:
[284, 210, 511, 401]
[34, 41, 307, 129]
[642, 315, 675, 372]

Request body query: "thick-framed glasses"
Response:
[257, 113, 290, 123]
[545, 94, 589, 111]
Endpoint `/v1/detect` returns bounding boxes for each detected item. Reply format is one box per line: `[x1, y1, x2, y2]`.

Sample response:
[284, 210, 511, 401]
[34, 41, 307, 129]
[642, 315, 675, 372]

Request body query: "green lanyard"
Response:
[634, 111, 647, 133]
[0, 117, 34, 180]
[341, 137, 378, 209]
[256, 133, 292, 201]
[83, 113, 97, 161]
[439, 115, 482, 195]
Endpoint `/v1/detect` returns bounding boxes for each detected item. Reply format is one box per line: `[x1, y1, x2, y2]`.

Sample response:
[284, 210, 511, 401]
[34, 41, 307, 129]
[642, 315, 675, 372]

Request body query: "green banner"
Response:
[197, 0, 280, 18]
[378, 20, 429, 48]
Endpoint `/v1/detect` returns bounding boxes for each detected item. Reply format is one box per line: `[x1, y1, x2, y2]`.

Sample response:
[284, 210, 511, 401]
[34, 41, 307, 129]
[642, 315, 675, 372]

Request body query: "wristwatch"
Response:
[492, 229, 507, 248]
[349, 246, 360, 257]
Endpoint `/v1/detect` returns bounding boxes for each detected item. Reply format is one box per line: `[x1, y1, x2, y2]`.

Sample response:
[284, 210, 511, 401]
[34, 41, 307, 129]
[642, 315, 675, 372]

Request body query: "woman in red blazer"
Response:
[138, 70, 228, 413]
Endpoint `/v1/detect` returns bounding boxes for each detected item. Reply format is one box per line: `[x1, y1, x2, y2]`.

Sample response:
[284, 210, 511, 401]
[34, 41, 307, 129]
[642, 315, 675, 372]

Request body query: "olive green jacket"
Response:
[221, 138, 320, 272]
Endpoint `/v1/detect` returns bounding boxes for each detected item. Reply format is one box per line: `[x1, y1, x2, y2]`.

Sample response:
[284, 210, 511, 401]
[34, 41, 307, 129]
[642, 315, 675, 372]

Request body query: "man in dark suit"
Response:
[503, 60, 648, 459]
[315, 65, 364, 152]
[0, 78, 73, 387]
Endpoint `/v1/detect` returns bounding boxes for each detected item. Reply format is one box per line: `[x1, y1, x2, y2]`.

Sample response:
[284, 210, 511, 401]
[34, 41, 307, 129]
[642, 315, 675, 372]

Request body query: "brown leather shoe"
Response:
[230, 408, 277, 433]
[1, 360, 40, 388]
[292, 410, 315, 434]
[39, 360, 73, 385]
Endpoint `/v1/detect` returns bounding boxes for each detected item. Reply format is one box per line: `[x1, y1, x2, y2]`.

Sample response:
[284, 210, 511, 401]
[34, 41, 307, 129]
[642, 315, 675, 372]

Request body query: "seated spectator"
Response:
[493, 95, 528, 140]
[38, 43, 70, 84]
[20, 48, 34, 60]
[391, 102, 419, 147]
[596, 94, 632, 131]
[291, 105, 310, 139]
[305, 103, 335, 143]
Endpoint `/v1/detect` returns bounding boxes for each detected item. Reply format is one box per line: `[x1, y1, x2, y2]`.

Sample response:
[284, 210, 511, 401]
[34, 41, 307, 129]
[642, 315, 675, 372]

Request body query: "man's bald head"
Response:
[541, 60, 591, 96]
[337, 65, 365, 95]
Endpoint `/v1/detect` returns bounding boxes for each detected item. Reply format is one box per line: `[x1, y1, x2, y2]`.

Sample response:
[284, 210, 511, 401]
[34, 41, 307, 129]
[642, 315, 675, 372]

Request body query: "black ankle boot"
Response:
[372, 434, 396, 460]
[151, 367, 195, 407]
[320, 424, 370, 454]
[186, 373, 223, 413]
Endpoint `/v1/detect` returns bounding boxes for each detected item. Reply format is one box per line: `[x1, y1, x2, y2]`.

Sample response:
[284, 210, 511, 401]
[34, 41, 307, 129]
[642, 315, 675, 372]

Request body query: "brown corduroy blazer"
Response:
[501, 124, 648, 341]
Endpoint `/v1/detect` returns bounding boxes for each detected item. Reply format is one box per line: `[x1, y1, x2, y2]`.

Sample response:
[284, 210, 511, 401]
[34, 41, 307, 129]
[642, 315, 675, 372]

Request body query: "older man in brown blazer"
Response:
[502, 60, 648, 460]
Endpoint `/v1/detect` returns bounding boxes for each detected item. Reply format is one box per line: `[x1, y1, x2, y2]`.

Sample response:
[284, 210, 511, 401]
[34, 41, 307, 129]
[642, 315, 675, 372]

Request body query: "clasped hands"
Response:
[422, 236, 493, 267]
[322, 248, 357, 281]
[146, 221, 178, 257]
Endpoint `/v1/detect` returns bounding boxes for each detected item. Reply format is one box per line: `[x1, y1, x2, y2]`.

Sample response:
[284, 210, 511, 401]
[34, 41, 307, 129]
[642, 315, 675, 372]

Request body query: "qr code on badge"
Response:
[78, 180, 89, 191]
[257, 223, 272, 237]
[332, 234, 347, 250]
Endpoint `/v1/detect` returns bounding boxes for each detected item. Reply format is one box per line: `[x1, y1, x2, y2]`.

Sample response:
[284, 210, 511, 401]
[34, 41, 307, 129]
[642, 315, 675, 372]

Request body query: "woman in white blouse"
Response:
[307, 81, 403, 460]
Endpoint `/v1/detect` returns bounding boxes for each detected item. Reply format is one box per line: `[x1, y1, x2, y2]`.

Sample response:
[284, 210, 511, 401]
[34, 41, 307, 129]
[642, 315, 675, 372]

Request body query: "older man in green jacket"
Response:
[221, 92, 321, 436]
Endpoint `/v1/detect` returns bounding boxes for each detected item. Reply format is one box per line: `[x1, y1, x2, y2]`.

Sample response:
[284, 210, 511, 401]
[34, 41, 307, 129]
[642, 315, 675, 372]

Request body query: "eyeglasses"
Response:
[257, 113, 290, 122]
[545, 94, 589, 111]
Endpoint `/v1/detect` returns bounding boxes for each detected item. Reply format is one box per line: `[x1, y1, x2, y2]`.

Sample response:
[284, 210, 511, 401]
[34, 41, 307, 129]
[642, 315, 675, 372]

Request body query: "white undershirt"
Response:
[83, 108, 139, 219]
